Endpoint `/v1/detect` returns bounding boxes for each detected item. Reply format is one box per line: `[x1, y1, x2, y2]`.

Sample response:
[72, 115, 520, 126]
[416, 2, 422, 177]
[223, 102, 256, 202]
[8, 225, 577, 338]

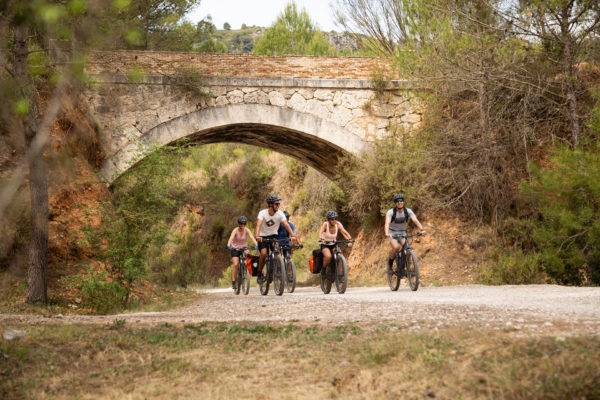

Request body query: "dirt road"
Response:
[2, 284, 599, 336]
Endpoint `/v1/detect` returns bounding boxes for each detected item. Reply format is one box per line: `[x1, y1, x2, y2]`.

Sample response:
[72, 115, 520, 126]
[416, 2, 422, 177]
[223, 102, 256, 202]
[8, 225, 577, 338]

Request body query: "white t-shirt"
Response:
[257, 209, 287, 236]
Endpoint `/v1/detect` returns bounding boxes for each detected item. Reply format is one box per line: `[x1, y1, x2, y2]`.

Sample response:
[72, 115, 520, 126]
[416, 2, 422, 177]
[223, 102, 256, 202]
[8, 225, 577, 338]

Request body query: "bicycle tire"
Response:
[387, 254, 401, 291]
[320, 264, 332, 294]
[406, 249, 419, 291]
[241, 262, 250, 295]
[259, 258, 270, 296]
[285, 258, 296, 293]
[273, 254, 286, 296]
[334, 254, 348, 294]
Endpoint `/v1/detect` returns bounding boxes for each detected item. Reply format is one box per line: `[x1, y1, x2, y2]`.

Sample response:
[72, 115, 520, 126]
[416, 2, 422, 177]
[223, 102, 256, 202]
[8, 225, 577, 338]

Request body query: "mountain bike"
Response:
[230, 247, 252, 295]
[281, 243, 303, 293]
[387, 232, 421, 291]
[258, 238, 287, 296]
[318, 239, 354, 294]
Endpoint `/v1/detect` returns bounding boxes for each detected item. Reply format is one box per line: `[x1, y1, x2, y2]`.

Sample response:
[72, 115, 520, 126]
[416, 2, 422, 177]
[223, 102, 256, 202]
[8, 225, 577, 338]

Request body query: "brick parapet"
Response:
[85, 50, 394, 80]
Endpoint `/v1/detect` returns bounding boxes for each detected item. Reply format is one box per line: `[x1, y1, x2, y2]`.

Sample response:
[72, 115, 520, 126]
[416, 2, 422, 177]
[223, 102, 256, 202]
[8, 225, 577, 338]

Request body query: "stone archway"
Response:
[102, 104, 368, 183]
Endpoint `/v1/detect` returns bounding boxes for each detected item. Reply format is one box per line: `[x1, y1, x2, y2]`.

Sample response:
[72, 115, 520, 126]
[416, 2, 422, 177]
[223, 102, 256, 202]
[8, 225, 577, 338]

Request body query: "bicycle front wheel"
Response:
[334, 254, 348, 294]
[387, 255, 401, 291]
[241, 263, 250, 295]
[320, 265, 332, 294]
[406, 249, 419, 291]
[285, 258, 296, 293]
[273, 254, 286, 296]
[259, 260, 270, 296]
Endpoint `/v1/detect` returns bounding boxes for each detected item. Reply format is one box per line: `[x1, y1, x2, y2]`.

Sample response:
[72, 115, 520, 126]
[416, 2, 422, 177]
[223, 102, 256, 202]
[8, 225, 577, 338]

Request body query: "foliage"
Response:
[80, 145, 187, 309]
[253, 2, 335, 56]
[334, 129, 434, 229]
[518, 145, 600, 285]
[477, 249, 544, 285]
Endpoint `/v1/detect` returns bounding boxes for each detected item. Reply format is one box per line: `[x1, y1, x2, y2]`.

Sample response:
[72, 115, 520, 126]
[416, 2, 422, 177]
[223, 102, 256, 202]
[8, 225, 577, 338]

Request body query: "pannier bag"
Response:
[246, 255, 260, 276]
[309, 249, 323, 274]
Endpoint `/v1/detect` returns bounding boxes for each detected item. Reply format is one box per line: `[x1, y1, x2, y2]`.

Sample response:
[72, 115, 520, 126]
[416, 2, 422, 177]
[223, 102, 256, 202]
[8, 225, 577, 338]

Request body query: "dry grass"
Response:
[1, 322, 599, 399]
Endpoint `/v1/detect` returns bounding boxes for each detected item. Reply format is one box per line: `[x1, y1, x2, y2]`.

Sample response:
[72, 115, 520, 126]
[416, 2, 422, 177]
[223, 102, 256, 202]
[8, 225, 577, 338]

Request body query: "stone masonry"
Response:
[84, 51, 423, 181]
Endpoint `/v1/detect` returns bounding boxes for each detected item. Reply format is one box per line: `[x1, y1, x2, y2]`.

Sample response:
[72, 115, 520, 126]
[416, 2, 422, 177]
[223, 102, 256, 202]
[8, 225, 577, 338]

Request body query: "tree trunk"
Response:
[560, 5, 581, 147]
[14, 23, 49, 304]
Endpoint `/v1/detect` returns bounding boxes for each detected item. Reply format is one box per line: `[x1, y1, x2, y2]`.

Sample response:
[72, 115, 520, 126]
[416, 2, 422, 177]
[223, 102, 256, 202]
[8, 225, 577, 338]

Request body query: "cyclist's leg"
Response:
[388, 237, 400, 268]
[321, 247, 332, 270]
[231, 256, 240, 287]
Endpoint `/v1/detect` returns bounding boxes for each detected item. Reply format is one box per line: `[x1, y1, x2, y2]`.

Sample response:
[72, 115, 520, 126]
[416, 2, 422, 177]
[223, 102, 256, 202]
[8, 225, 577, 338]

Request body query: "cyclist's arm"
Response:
[255, 219, 263, 242]
[226, 228, 236, 247]
[410, 216, 426, 234]
[282, 220, 300, 244]
[384, 216, 392, 238]
[339, 225, 352, 240]
[317, 221, 326, 240]
[246, 227, 258, 246]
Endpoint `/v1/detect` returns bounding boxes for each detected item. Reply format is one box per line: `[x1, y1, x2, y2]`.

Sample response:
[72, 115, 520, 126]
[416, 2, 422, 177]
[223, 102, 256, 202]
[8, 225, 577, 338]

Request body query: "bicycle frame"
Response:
[390, 232, 421, 291]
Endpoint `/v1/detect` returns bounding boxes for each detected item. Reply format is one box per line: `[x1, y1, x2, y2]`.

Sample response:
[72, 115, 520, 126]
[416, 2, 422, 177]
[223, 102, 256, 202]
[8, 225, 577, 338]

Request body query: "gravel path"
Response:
[2, 285, 599, 336]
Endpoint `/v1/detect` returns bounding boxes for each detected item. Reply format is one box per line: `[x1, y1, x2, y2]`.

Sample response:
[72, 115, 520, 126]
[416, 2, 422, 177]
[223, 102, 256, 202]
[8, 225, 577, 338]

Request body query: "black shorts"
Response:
[320, 244, 336, 253]
[230, 249, 245, 258]
[258, 235, 278, 251]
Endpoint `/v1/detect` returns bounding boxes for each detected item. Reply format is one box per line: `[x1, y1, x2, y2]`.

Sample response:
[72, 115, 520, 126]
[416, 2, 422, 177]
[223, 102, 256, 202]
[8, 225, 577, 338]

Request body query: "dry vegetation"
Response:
[2, 322, 599, 399]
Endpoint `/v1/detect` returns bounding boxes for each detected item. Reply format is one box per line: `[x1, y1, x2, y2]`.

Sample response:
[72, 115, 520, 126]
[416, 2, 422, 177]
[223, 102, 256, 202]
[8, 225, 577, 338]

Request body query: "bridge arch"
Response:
[102, 104, 368, 183]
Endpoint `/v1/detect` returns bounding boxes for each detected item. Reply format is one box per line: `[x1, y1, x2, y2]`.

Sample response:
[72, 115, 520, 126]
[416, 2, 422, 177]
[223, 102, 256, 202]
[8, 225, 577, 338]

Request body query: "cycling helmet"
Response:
[393, 193, 405, 202]
[283, 210, 290, 220]
[237, 216, 247, 224]
[266, 194, 282, 204]
[326, 210, 338, 219]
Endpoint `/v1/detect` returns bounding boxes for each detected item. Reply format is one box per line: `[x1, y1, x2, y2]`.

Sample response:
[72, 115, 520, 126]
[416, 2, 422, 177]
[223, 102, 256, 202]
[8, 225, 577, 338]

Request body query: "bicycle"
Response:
[280, 243, 303, 293]
[387, 232, 422, 291]
[258, 238, 287, 296]
[230, 247, 252, 295]
[318, 239, 354, 294]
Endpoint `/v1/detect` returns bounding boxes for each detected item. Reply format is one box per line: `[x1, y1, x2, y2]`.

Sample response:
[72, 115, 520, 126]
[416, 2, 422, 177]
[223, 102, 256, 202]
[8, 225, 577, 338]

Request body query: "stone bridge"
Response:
[84, 51, 422, 182]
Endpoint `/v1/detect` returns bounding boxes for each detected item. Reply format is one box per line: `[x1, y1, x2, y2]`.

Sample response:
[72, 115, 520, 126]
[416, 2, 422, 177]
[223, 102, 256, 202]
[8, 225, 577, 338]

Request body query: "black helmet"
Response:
[266, 194, 281, 204]
[393, 193, 405, 202]
[326, 210, 338, 219]
[283, 210, 290, 220]
[237, 216, 248, 224]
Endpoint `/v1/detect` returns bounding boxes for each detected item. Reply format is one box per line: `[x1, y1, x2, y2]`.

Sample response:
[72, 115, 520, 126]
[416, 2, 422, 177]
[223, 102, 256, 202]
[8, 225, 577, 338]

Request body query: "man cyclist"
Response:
[255, 195, 300, 285]
[384, 194, 426, 271]
[277, 210, 296, 258]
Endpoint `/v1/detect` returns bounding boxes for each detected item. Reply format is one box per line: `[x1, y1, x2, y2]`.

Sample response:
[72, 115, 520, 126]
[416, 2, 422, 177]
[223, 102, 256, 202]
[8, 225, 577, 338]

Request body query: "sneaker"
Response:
[231, 281, 236, 290]
[257, 273, 263, 285]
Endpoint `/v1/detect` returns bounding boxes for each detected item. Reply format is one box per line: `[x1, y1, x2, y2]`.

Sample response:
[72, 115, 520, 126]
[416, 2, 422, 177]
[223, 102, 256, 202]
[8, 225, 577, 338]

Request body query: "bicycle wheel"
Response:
[334, 254, 348, 294]
[320, 264, 332, 294]
[406, 249, 419, 291]
[259, 259, 270, 296]
[273, 254, 286, 296]
[241, 262, 250, 295]
[387, 254, 401, 291]
[285, 258, 296, 293]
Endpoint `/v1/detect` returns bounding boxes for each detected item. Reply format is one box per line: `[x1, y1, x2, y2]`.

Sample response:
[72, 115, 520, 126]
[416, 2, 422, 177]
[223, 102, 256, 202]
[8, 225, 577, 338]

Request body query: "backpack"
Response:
[391, 207, 410, 225]
[309, 249, 323, 274]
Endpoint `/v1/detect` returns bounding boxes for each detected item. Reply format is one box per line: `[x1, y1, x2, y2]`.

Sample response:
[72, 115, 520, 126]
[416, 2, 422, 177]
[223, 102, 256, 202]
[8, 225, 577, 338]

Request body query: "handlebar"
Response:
[391, 232, 423, 240]
[318, 238, 355, 245]
[281, 244, 303, 249]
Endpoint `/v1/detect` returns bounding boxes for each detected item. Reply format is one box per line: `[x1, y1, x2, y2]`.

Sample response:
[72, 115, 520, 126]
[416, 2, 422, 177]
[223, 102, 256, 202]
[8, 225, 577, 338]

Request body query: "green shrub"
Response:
[477, 249, 544, 285]
[64, 267, 126, 314]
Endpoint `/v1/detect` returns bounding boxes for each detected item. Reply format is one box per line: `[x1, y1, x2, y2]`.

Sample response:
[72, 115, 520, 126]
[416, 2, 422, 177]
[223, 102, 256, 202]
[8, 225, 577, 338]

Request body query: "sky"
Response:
[186, 0, 339, 32]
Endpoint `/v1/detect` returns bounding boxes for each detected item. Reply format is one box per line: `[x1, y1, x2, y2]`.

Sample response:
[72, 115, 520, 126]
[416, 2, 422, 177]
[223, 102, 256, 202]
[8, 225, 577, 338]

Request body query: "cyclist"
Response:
[384, 194, 426, 271]
[278, 210, 296, 257]
[318, 210, 352, 270]
[255, 195, 300, 285]
[226, 216, 258, 290]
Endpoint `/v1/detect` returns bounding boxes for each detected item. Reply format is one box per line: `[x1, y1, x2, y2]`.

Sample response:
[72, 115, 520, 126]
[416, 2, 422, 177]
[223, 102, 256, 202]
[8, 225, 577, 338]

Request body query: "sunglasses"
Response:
[239, 223, 246, 225]
[273, 202, 281, 206]
[328, 217, 337, 221]
[394, 199, 404, 203]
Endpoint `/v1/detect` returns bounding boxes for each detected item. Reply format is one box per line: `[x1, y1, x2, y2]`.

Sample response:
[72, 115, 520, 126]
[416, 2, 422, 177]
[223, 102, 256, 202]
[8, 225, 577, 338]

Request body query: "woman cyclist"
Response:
[227, 216, 258, 290]
[318, 210, 352, 269]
